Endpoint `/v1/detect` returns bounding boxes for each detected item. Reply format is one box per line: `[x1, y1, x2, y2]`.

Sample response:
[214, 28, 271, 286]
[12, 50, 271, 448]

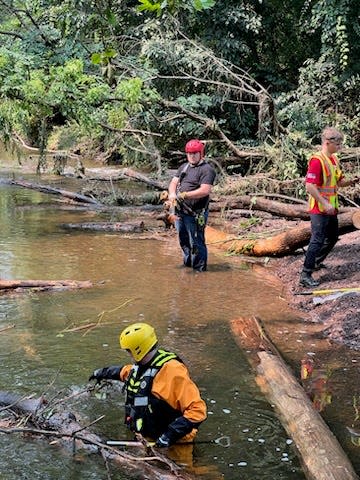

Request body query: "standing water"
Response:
[0, 169, 357, 479]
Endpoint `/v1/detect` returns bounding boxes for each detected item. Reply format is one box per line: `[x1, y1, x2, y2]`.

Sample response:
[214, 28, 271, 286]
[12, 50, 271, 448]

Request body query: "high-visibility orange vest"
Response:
[308, 153, 342, 212]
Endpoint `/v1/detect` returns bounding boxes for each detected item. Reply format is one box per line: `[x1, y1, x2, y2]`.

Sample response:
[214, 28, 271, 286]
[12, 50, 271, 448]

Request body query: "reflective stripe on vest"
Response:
[308, 153, 341, 211]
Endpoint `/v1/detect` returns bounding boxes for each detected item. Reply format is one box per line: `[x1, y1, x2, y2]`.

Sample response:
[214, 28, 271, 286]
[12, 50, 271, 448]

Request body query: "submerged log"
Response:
[230, 317, 358, 480]
[0, 391, 45, 414]
[8, 179, 100, 205]
[0, 391, 195, 480]
[205, 210, 357, 256]
[0, 280, 93, 291]
[62, 221, 145, 233]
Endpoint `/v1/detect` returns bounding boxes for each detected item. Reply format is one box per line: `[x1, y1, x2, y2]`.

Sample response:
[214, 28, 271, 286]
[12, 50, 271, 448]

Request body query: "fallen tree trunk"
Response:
[205, 210, 358, 256]
[86, 167, 167, 190]
[122, 168, 167, 190]
[210, 195, 310, 219]
[230, 317, 359, 480]
[8, 179, 100, 205]
[62, 221, 145, 233]
[0, 391, 195, 480]
[0, 280, 93, 291]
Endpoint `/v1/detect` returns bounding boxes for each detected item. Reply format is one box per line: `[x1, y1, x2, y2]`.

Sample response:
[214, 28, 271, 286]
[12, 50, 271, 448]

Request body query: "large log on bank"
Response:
[0, 280, 93, 291]
[0, 391, 195, 480]
[206, 210, 358, 256]
[8, 179, 100, 205]
[352, 209, 360, 229]
[230, 317, 358, 480]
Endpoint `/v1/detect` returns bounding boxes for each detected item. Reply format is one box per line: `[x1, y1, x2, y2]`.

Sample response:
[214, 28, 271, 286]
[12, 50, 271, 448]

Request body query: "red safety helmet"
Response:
[185, 139, 205, 155]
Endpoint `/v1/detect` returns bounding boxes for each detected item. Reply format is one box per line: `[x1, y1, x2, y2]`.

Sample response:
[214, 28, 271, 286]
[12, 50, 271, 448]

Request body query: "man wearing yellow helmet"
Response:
[89, 322, 207, 448]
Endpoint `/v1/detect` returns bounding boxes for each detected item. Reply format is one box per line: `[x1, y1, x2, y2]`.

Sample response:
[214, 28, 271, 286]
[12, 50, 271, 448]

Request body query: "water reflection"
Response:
[0, 179, 309, 479]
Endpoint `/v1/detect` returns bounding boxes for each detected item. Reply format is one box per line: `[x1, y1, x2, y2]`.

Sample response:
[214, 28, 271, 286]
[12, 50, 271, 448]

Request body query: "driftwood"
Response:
[204, 210, 358, 257]
[62, 221, 145, 233]
[8, 179, 100, 205]
[0, 280, 93, 291]
[0, 390, 195, 480]
[230, 317, 358, 480]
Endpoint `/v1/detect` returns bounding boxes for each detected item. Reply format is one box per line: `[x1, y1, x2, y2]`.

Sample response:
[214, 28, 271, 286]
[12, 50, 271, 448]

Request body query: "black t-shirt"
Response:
[176, 161, 216, 212]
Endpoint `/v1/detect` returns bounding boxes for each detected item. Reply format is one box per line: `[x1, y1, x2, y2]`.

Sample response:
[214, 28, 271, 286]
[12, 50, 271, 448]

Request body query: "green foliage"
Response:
[0, 0, 359, 173]
[137, 0, 216, 15]
[305, 0, 352, 71]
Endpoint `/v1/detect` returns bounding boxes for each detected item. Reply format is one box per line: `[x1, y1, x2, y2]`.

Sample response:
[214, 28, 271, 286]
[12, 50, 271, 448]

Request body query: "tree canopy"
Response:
[0, 0, 359, 174]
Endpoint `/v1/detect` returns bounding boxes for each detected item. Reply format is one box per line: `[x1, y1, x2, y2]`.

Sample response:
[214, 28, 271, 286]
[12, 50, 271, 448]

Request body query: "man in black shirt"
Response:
[168, 139, 216, 271]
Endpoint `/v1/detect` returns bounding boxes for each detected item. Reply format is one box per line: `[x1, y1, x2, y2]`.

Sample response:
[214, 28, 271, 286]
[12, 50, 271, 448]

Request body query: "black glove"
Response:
[88, 365, 121, 382]
[156, 433, 171, 448]
[156, 416, 197, 448]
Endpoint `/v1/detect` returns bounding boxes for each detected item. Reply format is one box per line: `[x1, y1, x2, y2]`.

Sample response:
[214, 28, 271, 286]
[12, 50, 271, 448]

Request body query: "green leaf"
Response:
[137, 0, 161, 13]
[105, 9, 117, 26]
[194, 0, 216, 10]
[91, 53, 102, 65]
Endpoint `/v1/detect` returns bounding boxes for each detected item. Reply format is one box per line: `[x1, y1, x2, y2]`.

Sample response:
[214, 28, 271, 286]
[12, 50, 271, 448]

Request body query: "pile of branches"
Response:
[0, 387, 195, 480]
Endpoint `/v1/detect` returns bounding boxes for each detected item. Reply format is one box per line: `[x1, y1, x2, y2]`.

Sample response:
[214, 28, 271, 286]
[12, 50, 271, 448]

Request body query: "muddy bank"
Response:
[269, 229, 360, 351]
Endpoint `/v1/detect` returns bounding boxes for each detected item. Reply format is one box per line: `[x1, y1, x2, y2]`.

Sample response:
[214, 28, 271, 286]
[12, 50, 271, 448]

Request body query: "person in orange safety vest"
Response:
[299, 127, 359, 288]
[89, 322, 207, 448]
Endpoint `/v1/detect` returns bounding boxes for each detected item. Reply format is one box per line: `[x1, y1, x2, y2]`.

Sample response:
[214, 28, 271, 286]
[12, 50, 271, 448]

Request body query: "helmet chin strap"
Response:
[138, 347, 157, 365]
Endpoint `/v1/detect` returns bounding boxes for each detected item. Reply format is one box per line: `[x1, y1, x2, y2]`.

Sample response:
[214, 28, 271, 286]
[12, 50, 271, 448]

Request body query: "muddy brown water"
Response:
[0, 167, 359, 479]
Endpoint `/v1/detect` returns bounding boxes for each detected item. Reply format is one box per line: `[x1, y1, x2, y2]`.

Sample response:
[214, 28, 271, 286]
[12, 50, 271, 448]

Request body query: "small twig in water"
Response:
[0, 324, 15, 333]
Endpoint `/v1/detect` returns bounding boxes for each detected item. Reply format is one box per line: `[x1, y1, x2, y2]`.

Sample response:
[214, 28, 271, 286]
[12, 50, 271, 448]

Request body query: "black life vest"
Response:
[124, 349, 182, 439]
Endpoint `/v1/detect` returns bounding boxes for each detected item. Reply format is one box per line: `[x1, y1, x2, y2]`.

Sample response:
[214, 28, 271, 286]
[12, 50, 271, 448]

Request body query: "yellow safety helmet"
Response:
[119, 323, 158, 362]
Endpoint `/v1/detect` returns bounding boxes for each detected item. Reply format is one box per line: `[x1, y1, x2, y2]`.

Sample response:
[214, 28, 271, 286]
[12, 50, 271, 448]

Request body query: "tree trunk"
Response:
[87, 167, 167, 190]
[230, 317, 358, 480]
[352, 209, 360, 229]
[205, 210, 357, 256]
[8, 179, 100, 205]
[62, 222, 145, 233]
[0, 280, 93, 291]
[211, 195, 310, 219]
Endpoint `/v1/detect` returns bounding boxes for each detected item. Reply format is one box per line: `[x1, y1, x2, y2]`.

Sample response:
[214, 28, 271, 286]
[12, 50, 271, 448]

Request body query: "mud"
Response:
[270, 229, 360, 350]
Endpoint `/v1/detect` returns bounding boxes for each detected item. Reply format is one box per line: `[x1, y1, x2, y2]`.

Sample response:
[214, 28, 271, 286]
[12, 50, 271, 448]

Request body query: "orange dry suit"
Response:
[120, 349, 207, 443]
[308, 153, 342, 213]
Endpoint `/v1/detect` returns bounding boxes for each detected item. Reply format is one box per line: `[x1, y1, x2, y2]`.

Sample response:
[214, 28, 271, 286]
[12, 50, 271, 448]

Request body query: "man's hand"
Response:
[322, 201, 337, 215]
[176, 191, 188, 202]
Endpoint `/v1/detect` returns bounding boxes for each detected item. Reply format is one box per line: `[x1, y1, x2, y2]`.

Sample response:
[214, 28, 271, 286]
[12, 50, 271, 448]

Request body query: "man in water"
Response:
[89, 322, 207, 447]
[168, 139, 216, 272]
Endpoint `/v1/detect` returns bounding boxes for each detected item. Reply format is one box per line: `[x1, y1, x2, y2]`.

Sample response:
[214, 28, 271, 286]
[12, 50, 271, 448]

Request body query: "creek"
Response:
[0, 163, 358, 480]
